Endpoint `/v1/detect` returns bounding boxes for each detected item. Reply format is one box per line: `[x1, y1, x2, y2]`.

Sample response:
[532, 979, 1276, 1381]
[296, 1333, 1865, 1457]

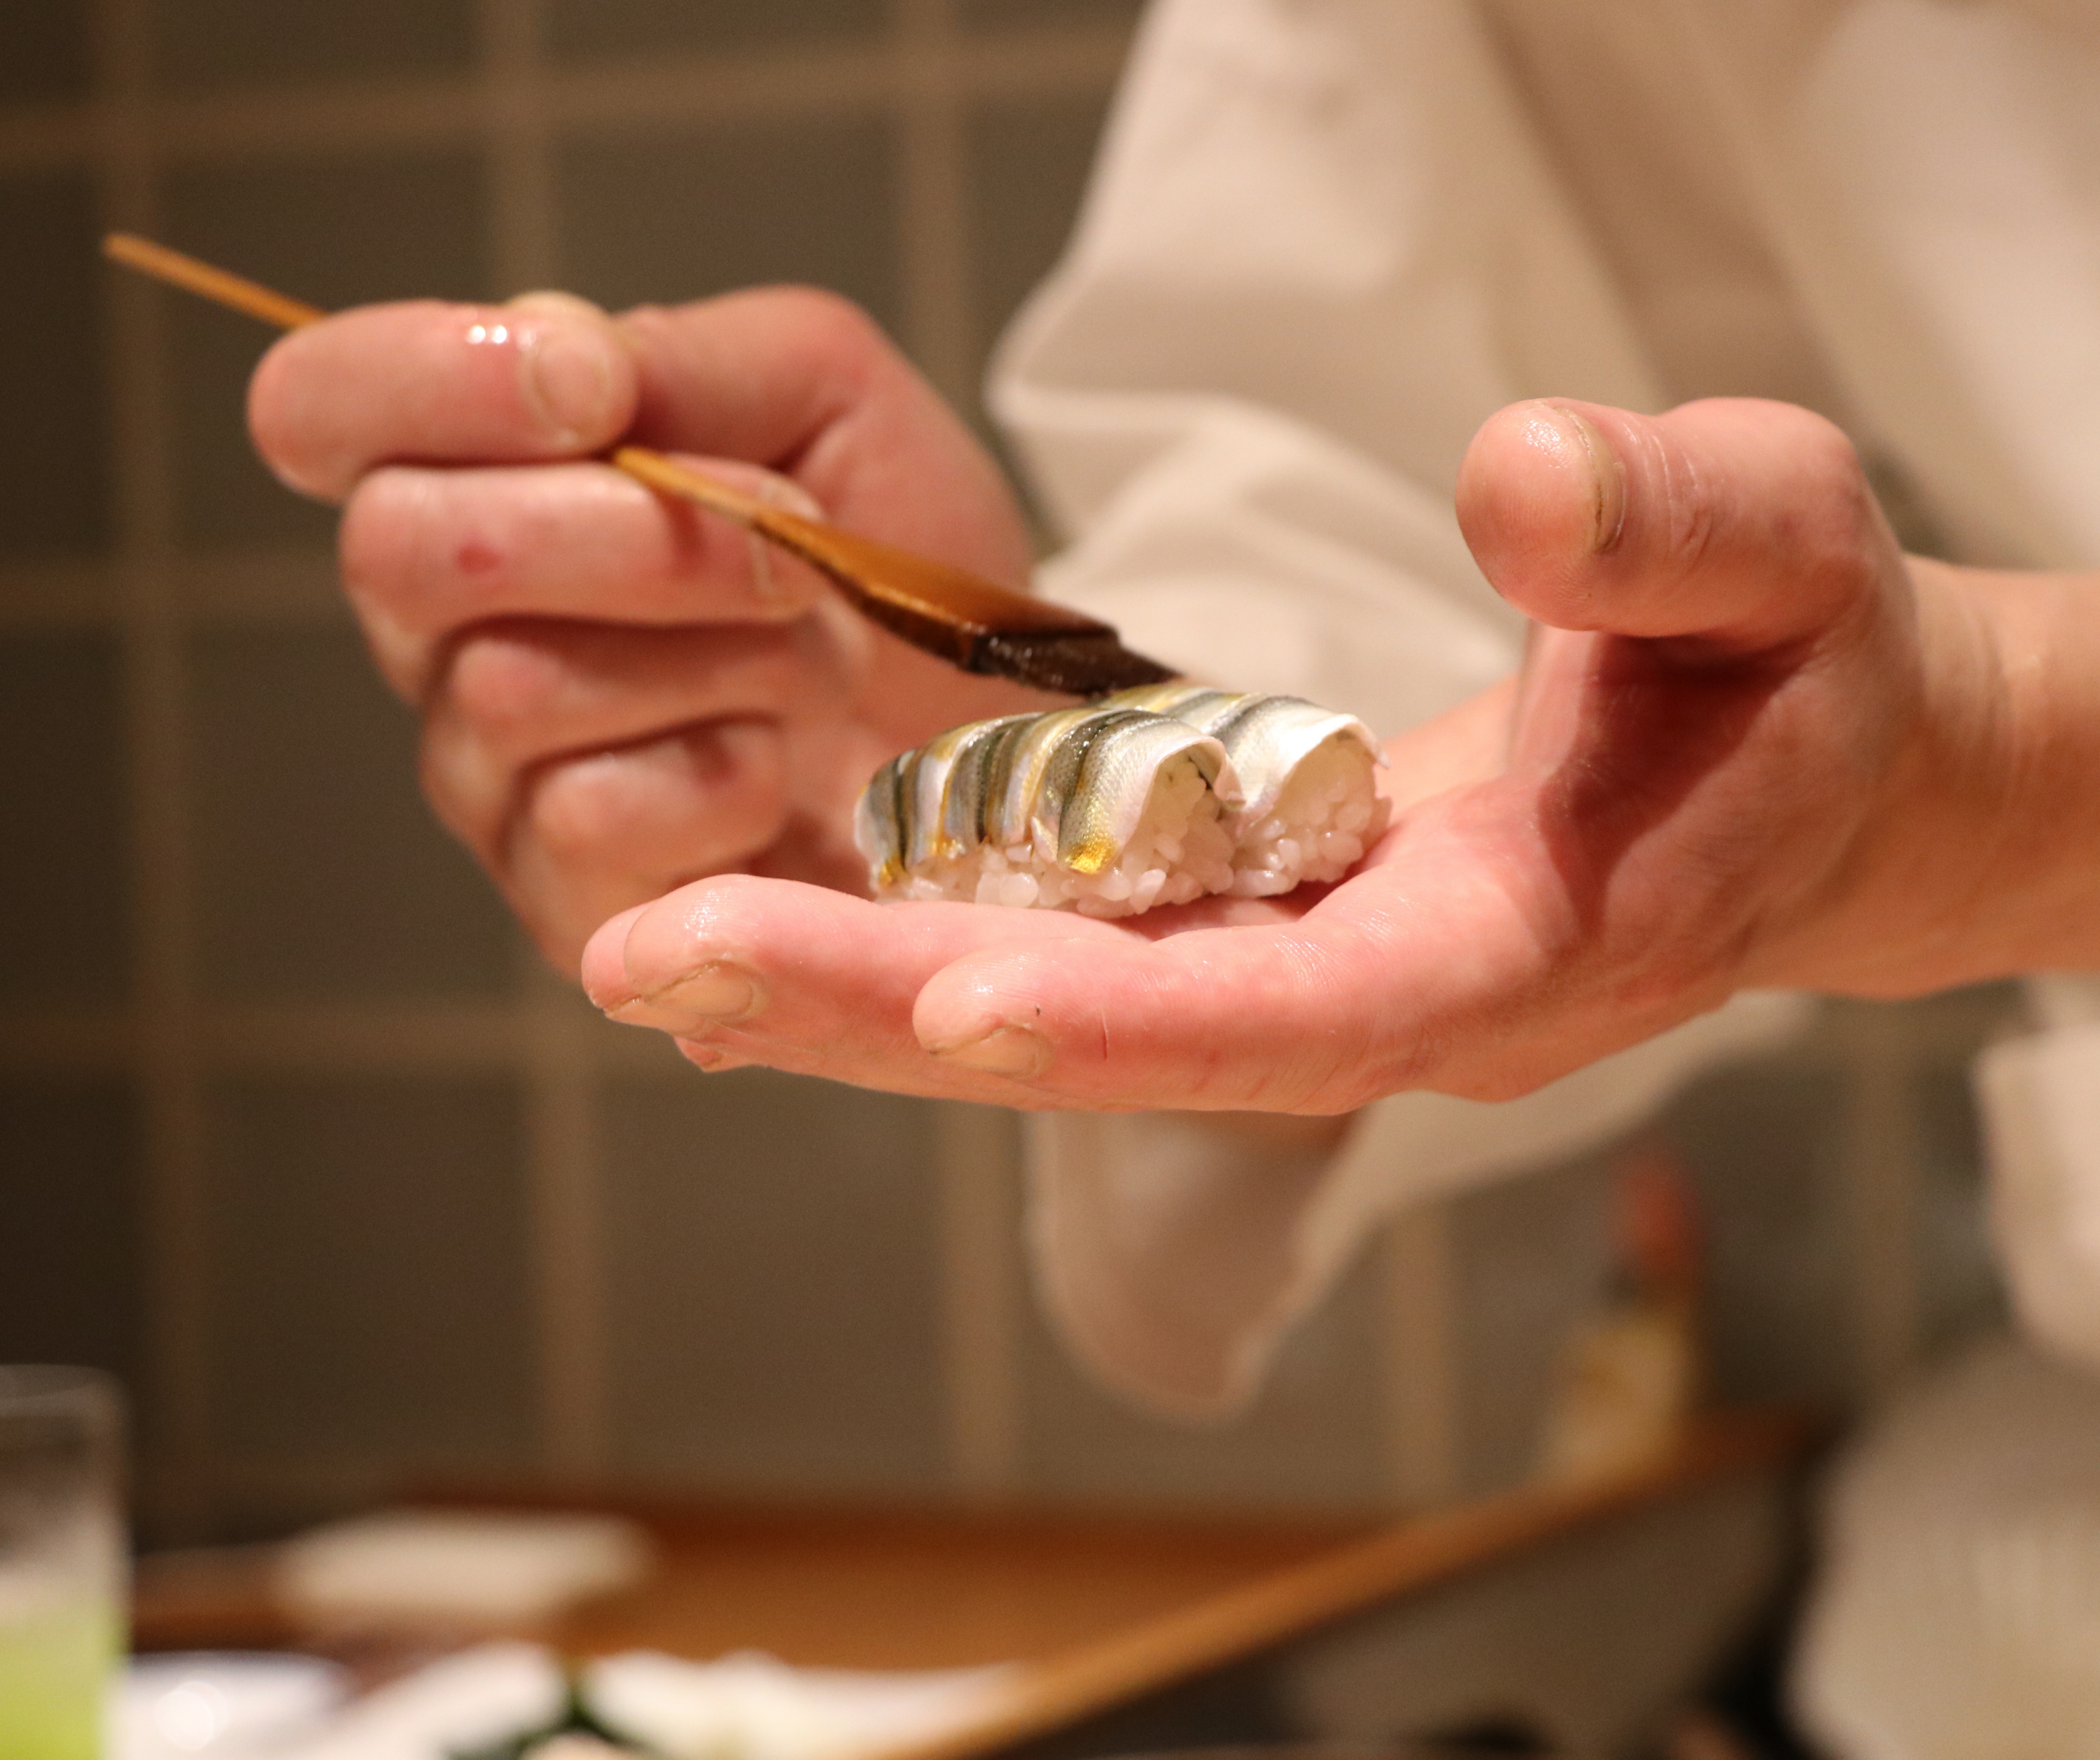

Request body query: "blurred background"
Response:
[0, 0, 2014, 1552]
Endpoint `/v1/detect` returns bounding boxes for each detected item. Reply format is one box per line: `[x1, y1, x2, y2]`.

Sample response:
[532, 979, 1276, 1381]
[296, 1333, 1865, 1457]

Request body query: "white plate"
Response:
[120, 1653, 352, 1758]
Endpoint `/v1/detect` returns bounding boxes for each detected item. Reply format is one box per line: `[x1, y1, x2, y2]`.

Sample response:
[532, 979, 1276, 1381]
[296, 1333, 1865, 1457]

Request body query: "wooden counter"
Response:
[134, 1407, 1818, 1756]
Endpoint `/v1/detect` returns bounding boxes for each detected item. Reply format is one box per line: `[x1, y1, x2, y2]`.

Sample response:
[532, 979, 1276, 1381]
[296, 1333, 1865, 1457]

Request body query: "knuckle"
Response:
[1645, 424, 1720, 575]
[1743, 398, 1870, 511]
[522, 732, 788, 870]
[1673, 478, 1719, 576]
[526, 762, 633, 864]
[1787, 414, 1888, 596]
[1773, 401, 1859, 470]
[337, 470, 424, 597]
[442, 629, 564, 739]
[1653, 400, 1886, 595]
[770, 284, 888, 366]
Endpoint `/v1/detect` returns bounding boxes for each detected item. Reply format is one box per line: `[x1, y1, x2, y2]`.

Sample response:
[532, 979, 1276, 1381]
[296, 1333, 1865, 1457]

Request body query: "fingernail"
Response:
[926, 1023, 1051, 1080]
[1540, 402, 1628, 552]
[520, 318, 620, 444]
[641, 960, 765, 1024]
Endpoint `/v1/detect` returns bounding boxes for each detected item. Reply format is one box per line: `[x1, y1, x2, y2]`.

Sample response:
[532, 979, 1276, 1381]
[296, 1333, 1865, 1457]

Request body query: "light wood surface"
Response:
[131, 1500, 1365, 1669]
[544, 1501, 1368, 1670]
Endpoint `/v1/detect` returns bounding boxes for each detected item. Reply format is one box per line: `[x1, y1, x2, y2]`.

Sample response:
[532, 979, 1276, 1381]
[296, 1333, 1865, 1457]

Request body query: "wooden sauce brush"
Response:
[103, 233, 1177, 698]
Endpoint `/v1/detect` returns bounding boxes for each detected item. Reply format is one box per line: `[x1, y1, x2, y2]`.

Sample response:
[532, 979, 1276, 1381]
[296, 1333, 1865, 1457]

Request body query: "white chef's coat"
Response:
[984, 0, 2100, 1418]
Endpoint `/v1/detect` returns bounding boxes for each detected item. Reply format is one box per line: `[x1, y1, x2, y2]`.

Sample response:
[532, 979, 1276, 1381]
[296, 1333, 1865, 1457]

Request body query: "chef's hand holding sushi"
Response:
[587, 394, 2100, 1111]
[249, 300, 2100, 1115]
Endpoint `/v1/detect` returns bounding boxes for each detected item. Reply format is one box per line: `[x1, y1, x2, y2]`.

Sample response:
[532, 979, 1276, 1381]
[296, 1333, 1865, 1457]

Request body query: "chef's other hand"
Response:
[581, 396, 2100, 1110]
[247, 287, 1057, 966]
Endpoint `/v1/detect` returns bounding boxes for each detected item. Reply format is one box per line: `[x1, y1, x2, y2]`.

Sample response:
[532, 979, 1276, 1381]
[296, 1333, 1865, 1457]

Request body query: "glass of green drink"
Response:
[0, 1368, 124, 1760]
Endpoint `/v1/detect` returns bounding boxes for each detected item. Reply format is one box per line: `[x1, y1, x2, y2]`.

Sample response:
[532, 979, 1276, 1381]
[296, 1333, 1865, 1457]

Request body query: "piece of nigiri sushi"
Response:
[854, 705, 1241, 917]
[1104, 686, 1391, 896]
[855, 687, 1387, 917]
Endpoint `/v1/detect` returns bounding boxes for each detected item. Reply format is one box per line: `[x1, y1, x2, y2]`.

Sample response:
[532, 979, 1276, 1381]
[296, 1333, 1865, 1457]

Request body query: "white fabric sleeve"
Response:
[1977, 978, 2100, 1376]
[991, 0, 1664, 729]
[1029, 995, 1810, 1421]
[986, 0, 1803, 1417]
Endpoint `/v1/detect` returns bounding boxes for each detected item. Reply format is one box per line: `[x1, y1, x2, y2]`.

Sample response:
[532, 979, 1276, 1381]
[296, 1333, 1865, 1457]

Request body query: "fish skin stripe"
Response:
[969, 717, 1037, 847]
[936, 716, 1028, 859]
[1061, 716, 1231, 875]
[1038, 710, 1153, 874]
[856, 754, 909, 887]
[999, 707, 1104, 852]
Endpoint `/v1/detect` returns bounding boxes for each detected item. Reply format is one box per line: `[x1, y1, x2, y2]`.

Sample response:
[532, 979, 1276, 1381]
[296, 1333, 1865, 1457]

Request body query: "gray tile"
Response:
[0, 173, 111, 557]
[554, 119, 903, 337]
[1016, 1253, 1387, 1513]
[160, 152, 490, 549]
[1447, 1155, 1617, 1495]
[0, 1078, 144, 1396]
[159, 151, 492, 329]
[957, 0, 1145, 35]
[1665, 1055, 1857, 1406]
[599, 1070, 948, 1493]
[965, 93, 1111, 372]
[0, 635, 130, 1003]
[0, 1, 94, 107]
[205, 1075, 535, 1463]
[546, 0, 884, 61]
[167, 295, 339, 550]
[152, 0, 473, 92]
[189, 625, 517, 1000]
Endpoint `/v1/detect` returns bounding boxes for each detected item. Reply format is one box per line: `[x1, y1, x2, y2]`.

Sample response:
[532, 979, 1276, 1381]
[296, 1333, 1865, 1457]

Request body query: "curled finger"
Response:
[340, 457, 831, 698]
[434, 620, 813, 777]
[450, 721, 794, 962]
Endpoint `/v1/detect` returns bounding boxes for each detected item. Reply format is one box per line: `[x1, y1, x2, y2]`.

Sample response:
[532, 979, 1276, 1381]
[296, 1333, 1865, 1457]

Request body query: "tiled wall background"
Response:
[0, 0, 2014, 1545]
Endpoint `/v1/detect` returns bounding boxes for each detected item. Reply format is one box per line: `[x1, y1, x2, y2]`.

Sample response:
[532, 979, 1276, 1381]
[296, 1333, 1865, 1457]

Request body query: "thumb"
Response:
[1457, 397, 1903, 655]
